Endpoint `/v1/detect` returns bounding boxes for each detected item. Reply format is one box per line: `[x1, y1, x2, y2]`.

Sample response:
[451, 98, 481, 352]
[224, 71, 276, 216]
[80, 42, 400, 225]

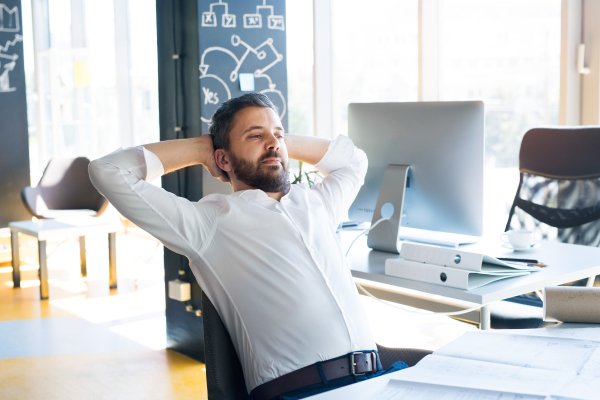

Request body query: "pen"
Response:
[527, 263, 547, 267]
[498, 257, 539, 263]
[503, 261, 548, 268]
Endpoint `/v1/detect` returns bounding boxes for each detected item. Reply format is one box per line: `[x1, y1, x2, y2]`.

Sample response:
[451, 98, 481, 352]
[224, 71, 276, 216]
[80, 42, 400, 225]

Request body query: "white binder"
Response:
[385, 259, 531, 290]
[399, 242, 538, 272]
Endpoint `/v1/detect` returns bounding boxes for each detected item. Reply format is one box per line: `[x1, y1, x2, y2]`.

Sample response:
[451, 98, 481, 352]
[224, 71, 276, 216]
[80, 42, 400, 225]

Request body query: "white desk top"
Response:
[341, 231, 600, 304]
[9, 217, 121, 240]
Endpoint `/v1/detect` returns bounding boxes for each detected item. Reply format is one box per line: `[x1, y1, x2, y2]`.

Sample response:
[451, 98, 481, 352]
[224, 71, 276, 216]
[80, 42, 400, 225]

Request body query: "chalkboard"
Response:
[0, 0, 30, 227]
[197, 0, 288, 134]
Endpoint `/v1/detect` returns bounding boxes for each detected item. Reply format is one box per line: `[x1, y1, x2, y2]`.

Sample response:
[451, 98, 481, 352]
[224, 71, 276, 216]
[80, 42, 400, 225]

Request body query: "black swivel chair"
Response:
[490, 127, 600, 329]
[21, 157, 108, 219]
[201, 292, 433, 400]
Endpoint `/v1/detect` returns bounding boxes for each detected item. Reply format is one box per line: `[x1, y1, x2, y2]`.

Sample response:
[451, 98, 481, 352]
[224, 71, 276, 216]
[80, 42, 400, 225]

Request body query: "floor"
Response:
[0, 228, 476, 400]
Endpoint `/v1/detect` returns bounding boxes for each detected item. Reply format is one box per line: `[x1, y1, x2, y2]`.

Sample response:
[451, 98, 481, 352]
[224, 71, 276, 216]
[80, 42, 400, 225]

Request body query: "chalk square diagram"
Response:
[0, 4, 20, 32]
[239, 73, 255, 92]
[243, 13, 262, 28]
[267, 15, 284, 31]
[222, 13, 236, 28]
[202, 11, 217, 27]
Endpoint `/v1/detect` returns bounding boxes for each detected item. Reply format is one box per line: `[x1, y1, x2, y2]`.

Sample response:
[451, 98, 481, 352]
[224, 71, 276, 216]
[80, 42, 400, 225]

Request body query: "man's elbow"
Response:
[88, 159, 116, 195]
[356, 148, 368, 182]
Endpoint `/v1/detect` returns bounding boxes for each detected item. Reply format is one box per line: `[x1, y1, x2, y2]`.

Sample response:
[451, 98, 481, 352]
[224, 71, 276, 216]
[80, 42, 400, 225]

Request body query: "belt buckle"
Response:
[350, 352, 366, 376]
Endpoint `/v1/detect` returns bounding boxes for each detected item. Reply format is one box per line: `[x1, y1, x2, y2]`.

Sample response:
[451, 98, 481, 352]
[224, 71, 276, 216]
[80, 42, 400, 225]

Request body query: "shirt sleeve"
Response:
[88, 146, 219, 258]
[312, 135, 368, 228]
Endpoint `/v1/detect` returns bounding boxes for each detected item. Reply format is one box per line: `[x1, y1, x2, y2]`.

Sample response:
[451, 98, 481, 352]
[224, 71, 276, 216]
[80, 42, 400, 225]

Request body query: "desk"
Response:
[10, 218, 121, 299]
[341, 232, 600, 329]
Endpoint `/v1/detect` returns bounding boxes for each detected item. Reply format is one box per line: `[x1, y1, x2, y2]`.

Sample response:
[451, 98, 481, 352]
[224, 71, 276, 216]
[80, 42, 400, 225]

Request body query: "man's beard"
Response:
[230, 150, 290, 193]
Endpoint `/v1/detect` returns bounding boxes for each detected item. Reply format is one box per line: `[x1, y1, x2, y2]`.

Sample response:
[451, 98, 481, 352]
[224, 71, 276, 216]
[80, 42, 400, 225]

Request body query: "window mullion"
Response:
[418, 0, 441, 101]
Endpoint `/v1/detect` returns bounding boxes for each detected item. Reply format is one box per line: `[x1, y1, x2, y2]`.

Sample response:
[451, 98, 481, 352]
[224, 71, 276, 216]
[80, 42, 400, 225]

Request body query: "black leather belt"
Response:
[251, 351, 379, 400]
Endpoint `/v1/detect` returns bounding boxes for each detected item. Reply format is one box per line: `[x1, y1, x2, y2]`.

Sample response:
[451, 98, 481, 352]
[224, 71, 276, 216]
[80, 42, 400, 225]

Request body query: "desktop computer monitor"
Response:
[348, 101, 484, 252]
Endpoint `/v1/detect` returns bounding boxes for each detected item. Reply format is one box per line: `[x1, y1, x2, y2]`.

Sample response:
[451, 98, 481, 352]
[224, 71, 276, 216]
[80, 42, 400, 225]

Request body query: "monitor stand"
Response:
[366, 165, 480, 252]
[367, 165, 409, 254]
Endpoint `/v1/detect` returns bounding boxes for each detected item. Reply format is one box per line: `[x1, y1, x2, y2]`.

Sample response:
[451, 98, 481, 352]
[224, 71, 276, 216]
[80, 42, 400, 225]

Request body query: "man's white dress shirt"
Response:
[89, 135, 377, 392]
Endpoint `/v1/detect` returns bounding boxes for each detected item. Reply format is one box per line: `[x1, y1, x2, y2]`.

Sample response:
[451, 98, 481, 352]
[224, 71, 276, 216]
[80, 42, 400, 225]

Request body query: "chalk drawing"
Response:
[0, 33, 22, 93]
[199, 34, 286, 123]
[243, 14, 261, 29]
[222, 13, 236, 28]
[0, 32, 21, 52]
[243, 0, 284, 31]
[267, 15, 284, 31]
[199, 73, 232, 123]
[0, 4, 19, 32]
[202, 0, 236, 28]
[202, 11, 217, 27]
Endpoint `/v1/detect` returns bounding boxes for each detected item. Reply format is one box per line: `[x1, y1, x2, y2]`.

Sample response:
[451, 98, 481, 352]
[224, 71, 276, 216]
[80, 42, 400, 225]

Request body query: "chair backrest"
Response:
[202, 291, 251, 400]
[21, 157, 108, 219]
[506, 127, 600, 246]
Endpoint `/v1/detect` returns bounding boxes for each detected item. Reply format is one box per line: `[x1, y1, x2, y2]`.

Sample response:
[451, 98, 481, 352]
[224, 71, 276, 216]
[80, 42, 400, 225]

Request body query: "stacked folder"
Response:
[385, 243, 540, 290]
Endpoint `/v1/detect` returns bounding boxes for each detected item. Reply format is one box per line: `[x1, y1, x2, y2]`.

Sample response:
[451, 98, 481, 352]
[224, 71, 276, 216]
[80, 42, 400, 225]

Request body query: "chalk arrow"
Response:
[0, 53, 18, 61]
[4, 61, 16, 71]
[0, 34, 23, 53]
[199, 64, 208, 76]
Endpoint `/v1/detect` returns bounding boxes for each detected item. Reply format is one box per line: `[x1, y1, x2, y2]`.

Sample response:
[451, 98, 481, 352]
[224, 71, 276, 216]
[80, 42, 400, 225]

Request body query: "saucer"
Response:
[501, 242, 540, 252]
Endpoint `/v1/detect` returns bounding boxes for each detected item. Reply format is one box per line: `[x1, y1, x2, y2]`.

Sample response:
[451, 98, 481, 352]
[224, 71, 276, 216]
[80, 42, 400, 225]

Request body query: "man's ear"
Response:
[214, 149, 232, 174]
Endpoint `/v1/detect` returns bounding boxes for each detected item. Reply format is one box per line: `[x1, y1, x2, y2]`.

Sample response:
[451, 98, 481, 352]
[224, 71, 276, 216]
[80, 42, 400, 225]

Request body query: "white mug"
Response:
[500, 230, 534, 249]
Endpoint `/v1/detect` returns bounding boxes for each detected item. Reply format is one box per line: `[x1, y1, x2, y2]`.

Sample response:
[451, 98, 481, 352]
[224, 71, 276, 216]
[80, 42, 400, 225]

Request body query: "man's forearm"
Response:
[143, 137, 207, 174]
[285, 134, 331, 165]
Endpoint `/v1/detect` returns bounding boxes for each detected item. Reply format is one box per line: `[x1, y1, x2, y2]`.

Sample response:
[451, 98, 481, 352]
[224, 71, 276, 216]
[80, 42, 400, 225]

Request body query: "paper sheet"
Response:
[494, 324, 600, 342]
[548, 373, 600, 400]
[309, 326, 600, 400]
[434, 331, 600, 374]
[371, 380, 545, 400]
[392, 355, 570, 396]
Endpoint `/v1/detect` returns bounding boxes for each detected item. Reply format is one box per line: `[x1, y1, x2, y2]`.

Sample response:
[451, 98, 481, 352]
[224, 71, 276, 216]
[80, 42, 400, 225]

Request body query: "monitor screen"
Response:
[348, 101, 484, 237]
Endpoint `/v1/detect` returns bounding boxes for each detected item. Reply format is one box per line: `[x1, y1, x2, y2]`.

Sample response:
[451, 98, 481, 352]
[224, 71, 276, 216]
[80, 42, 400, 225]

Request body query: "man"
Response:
[89, 93, 406, 400]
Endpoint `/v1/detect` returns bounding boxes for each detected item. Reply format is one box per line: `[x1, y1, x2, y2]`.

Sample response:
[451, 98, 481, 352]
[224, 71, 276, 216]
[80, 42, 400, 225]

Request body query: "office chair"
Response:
[491, 126, 600, 329]
[201, 292, 432, 400]
[21, 157, 108, 219]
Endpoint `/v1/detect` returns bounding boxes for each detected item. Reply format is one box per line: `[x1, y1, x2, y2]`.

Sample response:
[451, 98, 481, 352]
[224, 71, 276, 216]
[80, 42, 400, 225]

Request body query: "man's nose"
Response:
[266, 132, 280, 150]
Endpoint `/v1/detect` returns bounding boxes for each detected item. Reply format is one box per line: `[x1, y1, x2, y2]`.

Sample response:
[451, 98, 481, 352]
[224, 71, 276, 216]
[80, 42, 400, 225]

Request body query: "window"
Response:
[25, 0, 159, 184]
[440, 0, 561, 168]
[286, 0, 314, 136]
[331, 0, 419, 137]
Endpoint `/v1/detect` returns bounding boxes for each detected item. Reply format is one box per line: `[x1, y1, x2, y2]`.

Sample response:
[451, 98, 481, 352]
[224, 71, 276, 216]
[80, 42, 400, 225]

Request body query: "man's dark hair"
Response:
[209, 93, 278, 150]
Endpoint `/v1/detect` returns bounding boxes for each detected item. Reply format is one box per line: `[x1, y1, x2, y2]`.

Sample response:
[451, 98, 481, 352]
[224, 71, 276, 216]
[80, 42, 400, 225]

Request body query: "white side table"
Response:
[10, 217, 122, 299]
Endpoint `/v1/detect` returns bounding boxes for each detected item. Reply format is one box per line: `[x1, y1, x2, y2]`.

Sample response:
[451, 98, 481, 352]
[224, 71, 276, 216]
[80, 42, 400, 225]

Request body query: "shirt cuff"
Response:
[314, 135, 355, 175]
[142, 147, 165, 182]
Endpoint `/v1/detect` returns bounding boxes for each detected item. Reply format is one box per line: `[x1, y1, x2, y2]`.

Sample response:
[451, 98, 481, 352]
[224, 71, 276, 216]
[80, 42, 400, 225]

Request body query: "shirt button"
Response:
[352, 343, 358, 350]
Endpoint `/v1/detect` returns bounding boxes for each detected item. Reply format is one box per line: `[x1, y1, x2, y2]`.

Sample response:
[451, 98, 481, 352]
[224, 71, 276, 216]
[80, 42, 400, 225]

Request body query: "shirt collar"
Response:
[233, 187, 292, 202]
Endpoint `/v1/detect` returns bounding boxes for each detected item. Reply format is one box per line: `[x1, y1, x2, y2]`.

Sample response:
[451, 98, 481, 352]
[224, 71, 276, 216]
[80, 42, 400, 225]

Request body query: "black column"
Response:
[0, 0, 31, 227]
[156, 0, 205, 362]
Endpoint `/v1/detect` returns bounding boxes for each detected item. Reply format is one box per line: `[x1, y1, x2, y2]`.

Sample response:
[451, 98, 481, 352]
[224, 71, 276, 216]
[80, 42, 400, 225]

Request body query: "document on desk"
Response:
[376, 354, 569, 398]
[435, 331, 600, 375]
[428, 330, 600, 400]
[362, 352, 600, 400]
[373, 379, 546, 400]
[309, 326, 600, 400]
